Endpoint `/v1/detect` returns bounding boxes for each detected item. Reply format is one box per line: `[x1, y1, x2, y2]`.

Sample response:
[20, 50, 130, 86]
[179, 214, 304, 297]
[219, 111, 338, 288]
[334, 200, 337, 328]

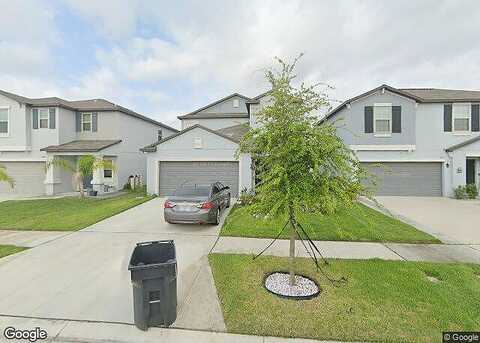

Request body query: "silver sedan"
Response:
[164, 182, 231, 224]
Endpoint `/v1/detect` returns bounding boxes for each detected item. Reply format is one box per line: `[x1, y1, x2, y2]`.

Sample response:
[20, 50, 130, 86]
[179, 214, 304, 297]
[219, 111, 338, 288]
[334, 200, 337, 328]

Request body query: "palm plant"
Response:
[0, 164, 14, 188]
[46, 155, 116, 197]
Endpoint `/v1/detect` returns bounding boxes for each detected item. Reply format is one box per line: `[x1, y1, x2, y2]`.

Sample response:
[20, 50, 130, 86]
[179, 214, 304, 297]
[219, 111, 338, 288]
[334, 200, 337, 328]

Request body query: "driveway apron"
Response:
[0, 198, 226, 332]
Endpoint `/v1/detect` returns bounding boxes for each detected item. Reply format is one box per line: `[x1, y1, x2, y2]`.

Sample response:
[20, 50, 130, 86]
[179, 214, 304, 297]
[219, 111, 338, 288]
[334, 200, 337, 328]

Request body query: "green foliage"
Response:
[465, 184, 479, 199]
[238, 187, 255, 206]
[454, 185, 468, 199]
[0, 164, 14, 188]
[238, 55, 370, 220]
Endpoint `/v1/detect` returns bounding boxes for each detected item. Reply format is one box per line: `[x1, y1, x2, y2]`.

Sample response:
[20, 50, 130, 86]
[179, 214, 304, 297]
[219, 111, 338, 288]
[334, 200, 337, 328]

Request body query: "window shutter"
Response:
[364, 106, 373, 133]
[472, 104, 480, 132]
[92, 112, 98, 132]
[49, 108, 56, 129]
[444, 104, 452, 132]
[76, 112, 81, 132]
[32, 108, 38, 129]
[392, 106, 401, 133]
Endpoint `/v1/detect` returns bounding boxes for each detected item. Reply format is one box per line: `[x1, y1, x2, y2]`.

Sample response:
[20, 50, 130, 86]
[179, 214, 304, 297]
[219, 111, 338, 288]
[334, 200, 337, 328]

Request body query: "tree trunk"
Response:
[288, 205, 296, 286]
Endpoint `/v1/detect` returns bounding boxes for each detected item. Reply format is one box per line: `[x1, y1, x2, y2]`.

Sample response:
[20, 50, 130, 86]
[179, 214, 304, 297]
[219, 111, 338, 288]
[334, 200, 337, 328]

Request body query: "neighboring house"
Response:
[324, 84, 480, 197]
[142, 93, 259, 197]
[0, 89, 177, 196]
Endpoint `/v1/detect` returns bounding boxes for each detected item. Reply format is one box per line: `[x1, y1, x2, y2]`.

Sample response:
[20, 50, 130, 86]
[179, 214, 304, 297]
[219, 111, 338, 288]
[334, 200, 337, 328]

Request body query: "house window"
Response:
[193, 137, 202, 149]
[233, 99, 239, 108]
[453, 104, 470, 132]
[158, 130, 163, 141]
[373, 103, 392, 136]
[82, 113, 92, 132]
[39, 108, 49, 129]
[0, 107, 9, 135]
[104, 169, 113, 178]
[103, 159, 113, 178]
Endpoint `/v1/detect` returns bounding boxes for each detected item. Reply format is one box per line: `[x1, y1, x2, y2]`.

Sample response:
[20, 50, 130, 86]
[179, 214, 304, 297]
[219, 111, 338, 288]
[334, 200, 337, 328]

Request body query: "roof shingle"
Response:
[41, 140, 122, 153]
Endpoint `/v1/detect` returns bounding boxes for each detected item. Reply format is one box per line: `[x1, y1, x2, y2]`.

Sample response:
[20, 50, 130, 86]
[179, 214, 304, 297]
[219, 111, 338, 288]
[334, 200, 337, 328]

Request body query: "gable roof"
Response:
[141, 124, 239, 152]
[445, 135, 480, 152]
[245, 90, 272, 104]
[177, 93, 251, 119]
[0, 89, 177, 132]
[41, 140, 122, 152]
[322, 84, 480, 122]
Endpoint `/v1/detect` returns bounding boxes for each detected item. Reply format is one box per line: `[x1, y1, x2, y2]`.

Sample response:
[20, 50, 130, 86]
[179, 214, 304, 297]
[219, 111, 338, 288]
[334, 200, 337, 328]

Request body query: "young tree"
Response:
[238, 56, 369, 285]
[0, 164, 14, 188]
[46, 155, 115, 198]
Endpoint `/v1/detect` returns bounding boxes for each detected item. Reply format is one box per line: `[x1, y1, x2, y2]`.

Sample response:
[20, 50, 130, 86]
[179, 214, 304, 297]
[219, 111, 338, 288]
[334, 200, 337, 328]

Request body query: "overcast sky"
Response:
[1, 0, 480, 128]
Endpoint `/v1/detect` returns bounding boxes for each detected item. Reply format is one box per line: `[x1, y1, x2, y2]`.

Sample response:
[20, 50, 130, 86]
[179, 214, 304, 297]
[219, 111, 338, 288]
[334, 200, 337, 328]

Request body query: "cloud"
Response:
[3, 0, 480, 126]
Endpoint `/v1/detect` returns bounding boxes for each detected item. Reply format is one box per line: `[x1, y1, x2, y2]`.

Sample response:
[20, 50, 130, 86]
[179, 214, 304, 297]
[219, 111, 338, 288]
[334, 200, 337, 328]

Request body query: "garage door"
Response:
[159, 161, 239, 197]
[0, 162, 46, 195]
[361, 162, 442, 196]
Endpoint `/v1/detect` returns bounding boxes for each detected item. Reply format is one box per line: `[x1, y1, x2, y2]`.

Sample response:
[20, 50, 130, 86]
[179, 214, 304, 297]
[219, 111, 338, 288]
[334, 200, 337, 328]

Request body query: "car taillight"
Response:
[199, 201, 215, 209]
[164, 201, 175, 208]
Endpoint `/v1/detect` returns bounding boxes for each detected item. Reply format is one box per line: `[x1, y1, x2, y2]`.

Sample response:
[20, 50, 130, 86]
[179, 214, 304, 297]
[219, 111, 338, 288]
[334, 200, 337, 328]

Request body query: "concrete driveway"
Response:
[0, 198, 226, 331]
[376, 196, 480, 244]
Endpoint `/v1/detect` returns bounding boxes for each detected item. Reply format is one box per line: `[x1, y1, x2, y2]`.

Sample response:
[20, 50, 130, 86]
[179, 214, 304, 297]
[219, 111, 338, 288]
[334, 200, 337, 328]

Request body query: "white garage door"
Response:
[361, 162, 442, 196]
[0, 162, 46, 195]
[159, 161, 239, 197]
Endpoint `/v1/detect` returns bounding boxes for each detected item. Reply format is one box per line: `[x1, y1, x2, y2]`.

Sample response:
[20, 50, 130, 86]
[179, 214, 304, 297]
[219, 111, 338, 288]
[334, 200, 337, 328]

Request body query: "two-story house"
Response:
[142, 85, 480, 198]
[324, 84, 480, 197]
[0, 89, 177, 196]
[142, 93, 259, 197]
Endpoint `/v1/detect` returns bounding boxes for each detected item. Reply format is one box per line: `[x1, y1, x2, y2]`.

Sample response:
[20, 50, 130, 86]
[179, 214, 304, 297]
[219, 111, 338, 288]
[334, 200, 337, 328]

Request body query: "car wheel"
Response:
[214, 209, 220, 225]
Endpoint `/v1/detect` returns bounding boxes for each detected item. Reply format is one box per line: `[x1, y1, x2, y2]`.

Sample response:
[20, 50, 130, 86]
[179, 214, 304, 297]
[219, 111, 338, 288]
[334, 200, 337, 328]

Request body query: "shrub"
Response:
[454, 185, 467, 199]
[238, 188, 255, 206]
[465, 184, 479, 199]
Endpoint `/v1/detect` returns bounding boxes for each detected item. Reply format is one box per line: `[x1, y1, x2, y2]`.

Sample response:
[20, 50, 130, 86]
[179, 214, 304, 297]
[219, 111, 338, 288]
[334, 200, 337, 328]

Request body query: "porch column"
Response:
[44, 155, 56, 196]
[92, 154, 104, 193]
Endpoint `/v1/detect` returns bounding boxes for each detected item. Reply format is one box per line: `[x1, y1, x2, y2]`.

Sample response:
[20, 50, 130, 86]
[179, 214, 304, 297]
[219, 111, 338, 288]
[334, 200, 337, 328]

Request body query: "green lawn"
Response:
[209, 253, 480, 343]
[0, 244, 28, 258]
[0, 191, 154, 231]
[221, 202, 439, 243]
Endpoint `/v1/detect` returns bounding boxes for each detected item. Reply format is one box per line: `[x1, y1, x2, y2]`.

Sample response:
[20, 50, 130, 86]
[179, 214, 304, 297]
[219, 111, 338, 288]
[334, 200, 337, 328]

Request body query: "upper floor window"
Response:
[453, 104, 470, 132]
[158, 129, 163, 141]
[0, 107, 9, 135]
[233, 99, 239, 108]
[39, 109, 49, 129]
[373, 103, 392, 136]
[82, 113, 92, 132]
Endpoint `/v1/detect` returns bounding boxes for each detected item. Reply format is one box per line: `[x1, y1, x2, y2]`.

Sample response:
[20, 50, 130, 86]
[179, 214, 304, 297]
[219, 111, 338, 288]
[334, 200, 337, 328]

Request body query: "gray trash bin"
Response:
[128, 240, 177, 330]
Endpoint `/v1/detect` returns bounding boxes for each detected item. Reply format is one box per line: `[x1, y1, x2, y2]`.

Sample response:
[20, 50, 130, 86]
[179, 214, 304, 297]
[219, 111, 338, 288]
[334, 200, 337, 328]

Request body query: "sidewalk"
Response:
[0, 316, 351, 343]
[212, 237, 480, 263]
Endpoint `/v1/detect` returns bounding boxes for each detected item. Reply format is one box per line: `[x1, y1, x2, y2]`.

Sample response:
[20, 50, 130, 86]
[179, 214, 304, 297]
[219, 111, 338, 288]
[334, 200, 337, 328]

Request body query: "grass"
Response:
[220, 202, 440, 243]
[209, 253, 480, 343]
[0, 244, 28, 258]
[0, 191, 154, 231]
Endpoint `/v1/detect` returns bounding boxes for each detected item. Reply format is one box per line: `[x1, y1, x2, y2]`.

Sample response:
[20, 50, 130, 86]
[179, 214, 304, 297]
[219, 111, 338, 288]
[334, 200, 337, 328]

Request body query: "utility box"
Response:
[128, 240, 177, 330]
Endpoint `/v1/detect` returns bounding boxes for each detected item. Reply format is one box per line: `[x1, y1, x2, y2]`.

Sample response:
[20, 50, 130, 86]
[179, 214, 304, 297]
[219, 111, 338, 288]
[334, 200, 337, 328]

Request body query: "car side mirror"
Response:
[222, 186, 230, 190]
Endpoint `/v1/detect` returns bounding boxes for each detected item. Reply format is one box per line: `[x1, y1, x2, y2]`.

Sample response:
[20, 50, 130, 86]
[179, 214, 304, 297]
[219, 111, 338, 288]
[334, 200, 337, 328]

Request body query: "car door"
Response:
[216, 182, 228, 208]
[211, 184, 222, 210]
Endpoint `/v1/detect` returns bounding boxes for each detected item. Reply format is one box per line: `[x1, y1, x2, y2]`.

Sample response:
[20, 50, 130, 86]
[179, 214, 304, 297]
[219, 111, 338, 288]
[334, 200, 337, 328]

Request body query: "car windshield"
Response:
[174, 185, 211, 197]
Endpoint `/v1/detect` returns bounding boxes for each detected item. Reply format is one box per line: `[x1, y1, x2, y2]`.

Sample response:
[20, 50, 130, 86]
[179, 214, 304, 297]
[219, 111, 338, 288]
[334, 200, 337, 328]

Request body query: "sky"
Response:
[1, 0, 480, 128]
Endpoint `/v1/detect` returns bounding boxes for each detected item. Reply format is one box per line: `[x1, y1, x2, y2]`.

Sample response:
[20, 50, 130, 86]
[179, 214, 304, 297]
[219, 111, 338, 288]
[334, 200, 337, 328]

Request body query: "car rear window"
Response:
[174, 185, 210, 197]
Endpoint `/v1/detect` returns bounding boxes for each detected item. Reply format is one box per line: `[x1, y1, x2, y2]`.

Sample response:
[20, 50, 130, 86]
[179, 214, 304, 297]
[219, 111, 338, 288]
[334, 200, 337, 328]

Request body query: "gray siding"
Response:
[198, 95, 248, 114]
[159, 161, 239, 196]
[330, 90, 416, 145]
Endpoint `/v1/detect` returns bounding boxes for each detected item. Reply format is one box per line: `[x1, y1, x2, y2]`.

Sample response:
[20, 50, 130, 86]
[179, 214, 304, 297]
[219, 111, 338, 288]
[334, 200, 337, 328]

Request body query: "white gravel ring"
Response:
[265, 272, 319, 299]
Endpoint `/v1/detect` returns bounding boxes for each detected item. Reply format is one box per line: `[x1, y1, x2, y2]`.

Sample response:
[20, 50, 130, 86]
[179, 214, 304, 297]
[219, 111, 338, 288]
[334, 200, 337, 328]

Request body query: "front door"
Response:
[466, 159, 476, 185]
